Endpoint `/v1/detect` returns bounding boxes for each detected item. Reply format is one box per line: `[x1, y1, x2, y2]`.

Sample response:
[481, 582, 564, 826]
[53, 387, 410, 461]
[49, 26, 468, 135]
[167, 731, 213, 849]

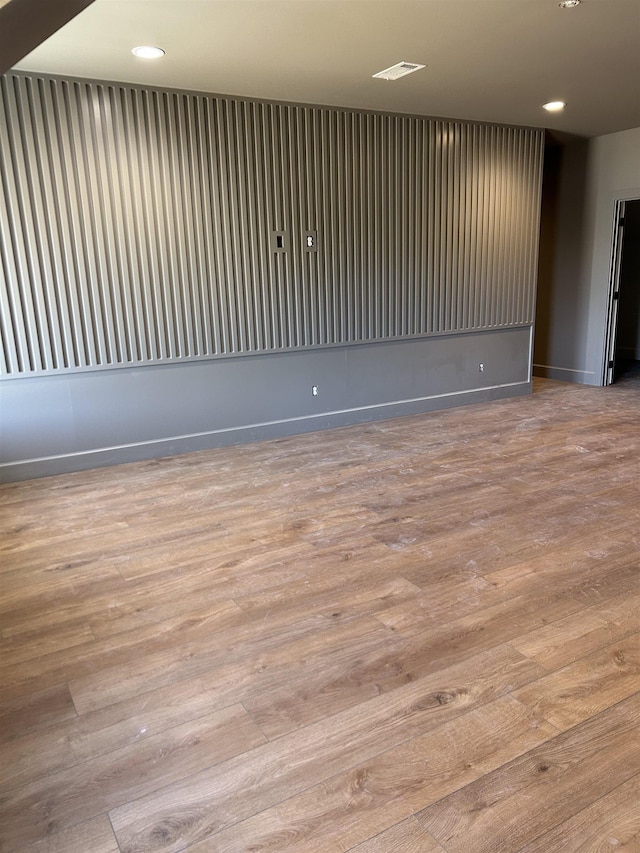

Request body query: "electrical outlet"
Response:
[272, 231, 286, 253]
[312, 385, 319, 396]
[478, 363, 485, 372]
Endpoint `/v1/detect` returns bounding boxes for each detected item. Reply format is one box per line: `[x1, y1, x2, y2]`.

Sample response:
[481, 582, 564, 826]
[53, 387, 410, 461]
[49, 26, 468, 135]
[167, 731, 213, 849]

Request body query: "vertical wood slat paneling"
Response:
[0, 73, 544, 377]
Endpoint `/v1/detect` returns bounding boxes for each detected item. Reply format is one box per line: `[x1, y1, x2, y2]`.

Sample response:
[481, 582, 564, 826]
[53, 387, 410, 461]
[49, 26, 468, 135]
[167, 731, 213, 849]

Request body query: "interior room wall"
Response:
[536, 126, 640, 384]
[583, 127, 640, 383]
[533, 134, 591, 382]
[0, 73, 544, 481]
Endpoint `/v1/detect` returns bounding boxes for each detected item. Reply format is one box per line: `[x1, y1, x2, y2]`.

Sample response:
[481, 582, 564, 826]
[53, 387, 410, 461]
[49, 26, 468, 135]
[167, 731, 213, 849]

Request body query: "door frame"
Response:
[602, 199, 627, 385]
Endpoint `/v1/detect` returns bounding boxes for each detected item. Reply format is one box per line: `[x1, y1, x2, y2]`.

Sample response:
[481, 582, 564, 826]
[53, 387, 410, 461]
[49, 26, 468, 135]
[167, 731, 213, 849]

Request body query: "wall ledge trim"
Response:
[0, 324, 534, 382]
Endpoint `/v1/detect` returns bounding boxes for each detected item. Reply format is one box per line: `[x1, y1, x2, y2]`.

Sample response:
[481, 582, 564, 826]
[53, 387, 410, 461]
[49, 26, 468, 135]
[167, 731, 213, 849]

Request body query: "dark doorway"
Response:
[613, 199, 640, 383]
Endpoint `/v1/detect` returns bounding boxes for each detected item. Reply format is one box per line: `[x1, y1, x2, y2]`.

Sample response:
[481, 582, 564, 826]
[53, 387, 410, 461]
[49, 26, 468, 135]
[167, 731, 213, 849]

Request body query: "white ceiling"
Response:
[13, 0, 640, 138]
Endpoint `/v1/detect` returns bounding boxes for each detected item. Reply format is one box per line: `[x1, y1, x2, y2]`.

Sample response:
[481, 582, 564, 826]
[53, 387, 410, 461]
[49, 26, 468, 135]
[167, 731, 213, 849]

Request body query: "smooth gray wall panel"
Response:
[345, 327, 528, 408]
[0, 328, 531, 480]
[0, 73, 543, 378]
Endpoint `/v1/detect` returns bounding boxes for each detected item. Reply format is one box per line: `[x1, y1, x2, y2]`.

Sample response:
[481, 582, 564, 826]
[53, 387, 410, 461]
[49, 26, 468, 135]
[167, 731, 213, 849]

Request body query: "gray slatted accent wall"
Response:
[0, 73, 543, 377]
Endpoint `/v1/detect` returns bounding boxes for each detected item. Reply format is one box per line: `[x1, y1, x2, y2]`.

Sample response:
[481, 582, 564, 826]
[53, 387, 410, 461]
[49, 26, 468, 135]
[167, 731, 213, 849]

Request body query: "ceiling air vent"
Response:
[372, 61, 426, 81]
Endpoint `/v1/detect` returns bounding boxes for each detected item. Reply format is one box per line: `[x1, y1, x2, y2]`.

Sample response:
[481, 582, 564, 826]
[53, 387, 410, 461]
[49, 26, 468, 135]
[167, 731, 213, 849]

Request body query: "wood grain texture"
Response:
[510, 590, 640, 670]
[13, 815, 119, 853]
[516, 772, 640, 853]
[513, 633, 640, 731]
[130, 695, 553, 853]
[108, 650, 546, 852]
[1, 375, 639, 852]
[0, 683, 76, 744]
[346, 818, 444, 852]
[417, 693, 640, 853]
[0, 705, 266, 850]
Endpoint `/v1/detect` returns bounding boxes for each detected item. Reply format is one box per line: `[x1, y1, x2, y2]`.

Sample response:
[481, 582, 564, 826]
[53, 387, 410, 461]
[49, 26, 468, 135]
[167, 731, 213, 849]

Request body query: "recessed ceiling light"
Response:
[559, 0, 581, 7]
[372, 61, 426, 81]
[131, 46, 165, 59]
[543, 101, 566, 112]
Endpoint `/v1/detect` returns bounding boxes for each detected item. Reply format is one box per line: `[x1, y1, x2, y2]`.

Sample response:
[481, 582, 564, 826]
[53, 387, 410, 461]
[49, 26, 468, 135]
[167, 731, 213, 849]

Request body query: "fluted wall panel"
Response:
[0, 73, 543, 377]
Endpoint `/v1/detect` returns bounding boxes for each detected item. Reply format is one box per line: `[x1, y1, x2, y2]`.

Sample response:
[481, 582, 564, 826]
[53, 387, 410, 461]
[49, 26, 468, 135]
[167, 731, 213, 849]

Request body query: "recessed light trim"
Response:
[132, 45, 165, 59]
[559, 0, 581, 7]
[372, 61, 426, 81]
[543, 100, 566, 112]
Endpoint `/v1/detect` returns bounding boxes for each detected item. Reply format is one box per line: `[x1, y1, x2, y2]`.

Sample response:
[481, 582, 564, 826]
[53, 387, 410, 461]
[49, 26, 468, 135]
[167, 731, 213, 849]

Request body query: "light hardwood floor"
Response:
[1, 376, 639, 853]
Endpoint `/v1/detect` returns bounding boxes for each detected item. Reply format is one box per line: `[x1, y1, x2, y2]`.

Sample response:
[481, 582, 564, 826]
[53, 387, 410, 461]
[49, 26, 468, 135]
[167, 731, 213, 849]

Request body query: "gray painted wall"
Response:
[585, 129, 640, 384]
[0, 72, 543, 480]
[534, 126, 640, 384]
[0, 328, 532, 481]
[534, 137, 592, 383]
[0, 73, 543, 376]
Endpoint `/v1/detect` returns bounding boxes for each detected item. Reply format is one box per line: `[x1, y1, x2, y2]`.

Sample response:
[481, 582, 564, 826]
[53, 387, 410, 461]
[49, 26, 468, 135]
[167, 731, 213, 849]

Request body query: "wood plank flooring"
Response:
[1, 376, 639, 852]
